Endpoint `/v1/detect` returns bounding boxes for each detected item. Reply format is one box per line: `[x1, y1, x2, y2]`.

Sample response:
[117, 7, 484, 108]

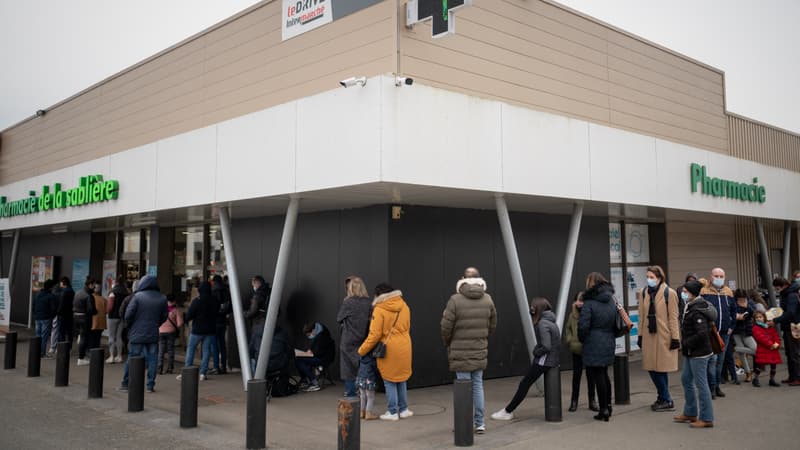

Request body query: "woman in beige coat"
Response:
[637, 265, 680, 412]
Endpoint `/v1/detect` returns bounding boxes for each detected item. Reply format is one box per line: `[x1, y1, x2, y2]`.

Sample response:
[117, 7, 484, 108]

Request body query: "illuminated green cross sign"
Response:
[407, 0, 471, 38]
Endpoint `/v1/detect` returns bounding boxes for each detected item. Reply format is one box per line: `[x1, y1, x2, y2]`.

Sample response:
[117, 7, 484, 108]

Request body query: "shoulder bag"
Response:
[709, 323, 725, 354]
[371, 312, 400, 359]
[613, 297, 633, 338]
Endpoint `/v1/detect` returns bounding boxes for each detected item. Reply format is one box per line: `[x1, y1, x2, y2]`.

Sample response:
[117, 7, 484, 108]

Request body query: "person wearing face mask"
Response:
[637, 265, 680, 412]
[700, 268, 736, 398]
[772, 275, 800, 385]
[673, 280, 716, 428]
[563, 291, 598, 412]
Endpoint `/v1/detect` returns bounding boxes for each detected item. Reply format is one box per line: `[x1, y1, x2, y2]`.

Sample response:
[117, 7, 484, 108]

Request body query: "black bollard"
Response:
[3, 331, 17, 369]
[88, 348, 104, 399]
[544, 366, 562, 422]
[27, 337, 41, 377]
[180, 366, 199, 428]
[614, 355, 630, 405]
[55, 341, 70, 386]
[246, 379, 267, 450]
[128, 356, 145, 412]
[453, 379, 473, 447]
[338, 397, 361, 450]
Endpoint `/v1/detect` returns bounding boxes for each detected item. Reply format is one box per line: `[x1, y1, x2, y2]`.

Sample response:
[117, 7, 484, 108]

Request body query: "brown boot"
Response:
[360, 410, 366, 419]
[690, 420, 713, 428]
[745, 373, 753, 383]
[364, 411, 380, 420]
[673, 414, 697, 423]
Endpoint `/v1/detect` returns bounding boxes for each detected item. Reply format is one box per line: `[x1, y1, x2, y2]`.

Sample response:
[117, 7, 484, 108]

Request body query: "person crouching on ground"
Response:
[358, 283, 413, 421]
[491, 297, 559, 422]
[751, 309, 782, 387]
[674, 280, 716, 428]
[294, 321, 335, 392]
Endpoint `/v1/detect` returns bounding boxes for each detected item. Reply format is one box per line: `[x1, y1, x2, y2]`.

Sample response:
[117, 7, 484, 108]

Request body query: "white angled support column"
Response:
[218, 207, 253, 389]
[495, 195, 536, 357]
[255, 196, 300, 380]
[782, 221, 792, 278]
[554, 202, 584, 331]
[755, 219, 777, 308]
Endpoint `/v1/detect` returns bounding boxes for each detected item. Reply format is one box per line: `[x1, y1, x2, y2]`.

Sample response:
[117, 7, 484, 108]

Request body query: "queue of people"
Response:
[28, 263, 800, 434]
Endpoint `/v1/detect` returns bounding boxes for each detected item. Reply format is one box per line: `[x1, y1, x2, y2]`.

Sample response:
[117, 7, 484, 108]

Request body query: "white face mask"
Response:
[712, 278, 725, 289]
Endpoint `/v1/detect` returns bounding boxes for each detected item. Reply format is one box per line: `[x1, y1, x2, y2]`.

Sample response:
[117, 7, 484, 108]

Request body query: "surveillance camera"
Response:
[339, 77, 367, 88]
[395, 77, 414, 87]
[35, 109, 47, 117]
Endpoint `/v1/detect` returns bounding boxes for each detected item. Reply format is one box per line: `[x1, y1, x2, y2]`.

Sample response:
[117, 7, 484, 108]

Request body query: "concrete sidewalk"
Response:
[2, 338, 799, 449]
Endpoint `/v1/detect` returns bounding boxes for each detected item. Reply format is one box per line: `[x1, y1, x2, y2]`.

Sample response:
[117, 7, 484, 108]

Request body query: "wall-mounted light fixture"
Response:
[391, 205, 404, 220]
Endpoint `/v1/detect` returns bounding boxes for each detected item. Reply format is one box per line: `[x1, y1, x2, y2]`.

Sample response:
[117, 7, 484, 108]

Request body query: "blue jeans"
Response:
[344, 379, 357, 398]
[296, 357, 322, 384]
[122, 342, 158, 390]
[648, 371, 672, 403]
[709, 334, 730, 388]
[35, 319, 52, 357]
[186, 333, 213, 376]
[384, 380, 409, 415]
[681, 356, 713, 422]
[456, 370, 485, 427]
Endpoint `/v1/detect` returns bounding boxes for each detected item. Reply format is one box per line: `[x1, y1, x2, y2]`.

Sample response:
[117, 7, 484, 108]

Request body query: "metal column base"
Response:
[338, 397, 361, 450]
[544, 366, 562, 422]
[614, 356, 631, 405]
[453, 379, 473, 446]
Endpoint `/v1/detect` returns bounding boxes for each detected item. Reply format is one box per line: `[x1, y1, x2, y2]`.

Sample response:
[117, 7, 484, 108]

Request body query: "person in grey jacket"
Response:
[491, 297, 559, 421]
[119, 275, 168, 393]
[441, 267, 497, 433]
[578, 272, 618, 422]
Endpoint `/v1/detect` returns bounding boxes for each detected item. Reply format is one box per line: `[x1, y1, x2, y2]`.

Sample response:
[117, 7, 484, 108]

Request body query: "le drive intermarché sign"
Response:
[0, 175, 119, 219]
[690, 163, 766, 203]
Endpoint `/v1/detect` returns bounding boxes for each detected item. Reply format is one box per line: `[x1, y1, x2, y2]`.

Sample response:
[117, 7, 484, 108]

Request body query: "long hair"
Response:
[585, 272, 609, 290]
[345, 276, 369, 298]
[529, 297, 552, 326]
[646, 265, 667, 284]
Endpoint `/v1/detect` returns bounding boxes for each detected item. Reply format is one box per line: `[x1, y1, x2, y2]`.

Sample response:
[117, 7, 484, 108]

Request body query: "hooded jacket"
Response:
[212, 282, 232, 327]
[752, 322, 783, 365]
[532, 310, 560, 368]
[124, 275, 168, 344]
[777, 282, 800, 332]
[681, 299, 717, 358]
[701, 285, 736, 334]
[578, 281, 617, 367]
[73, 286, 97, 316]
[56, 285, 75, 318]
[358, 290, 412, 383]
[33, 289, 57, 321]
[440, 278, 497, 372]
[246, 283, 271, 327]
[186, 282, 218, 336]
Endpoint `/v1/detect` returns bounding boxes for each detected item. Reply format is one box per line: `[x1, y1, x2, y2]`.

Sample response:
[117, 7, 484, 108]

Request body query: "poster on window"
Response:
[72, 258, 90, 291]
[609, 223, 622, 264]
[102, 260, 117, 297]
[610, 267, 624, 303]
[30, 256, 56, 327]
[0, 278, 10, 333]
[626, 266, 649, 308]
[629, 310, 640, 351]
[625, 224, 650, 263]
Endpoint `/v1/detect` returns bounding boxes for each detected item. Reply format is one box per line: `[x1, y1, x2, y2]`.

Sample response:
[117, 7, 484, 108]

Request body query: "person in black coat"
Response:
[674, 280, 716, 428]
[491, 297, 560, 421]
[295, 322, 336, 392]
[774, 276, 800, 385]
[210, 275, 232, 375]
[73, 277, 98, 365]
[55, 277, 75, 347]
[577, 272, 617, 422]
[181, 282, 218, 380]
[33, 279, 58, 357]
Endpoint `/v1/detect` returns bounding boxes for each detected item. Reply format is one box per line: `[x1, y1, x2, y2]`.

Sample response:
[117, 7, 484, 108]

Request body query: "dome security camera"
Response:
[395, 77, 414, 86]
[339, 77, 367, 88]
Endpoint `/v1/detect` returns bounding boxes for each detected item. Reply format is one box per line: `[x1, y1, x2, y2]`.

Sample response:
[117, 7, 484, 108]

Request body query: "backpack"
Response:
[270, 374, 299, 397]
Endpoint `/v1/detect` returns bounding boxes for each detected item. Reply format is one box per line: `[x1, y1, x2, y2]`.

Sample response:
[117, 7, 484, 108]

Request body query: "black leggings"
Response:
[586, 366, 611, 411]
[754, 363, 777, 379]
[571, 353, 596, 402]
[506, 363, 549, 413]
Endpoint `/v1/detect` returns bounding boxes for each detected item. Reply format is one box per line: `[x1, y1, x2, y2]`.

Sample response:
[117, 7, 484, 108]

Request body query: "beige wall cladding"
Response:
[728, 113, 800, 173]
[400, 0, 729, 154]
[0, 0, 396, 184]
[665, 211, 738, 289]
[733, 218, 790, 290]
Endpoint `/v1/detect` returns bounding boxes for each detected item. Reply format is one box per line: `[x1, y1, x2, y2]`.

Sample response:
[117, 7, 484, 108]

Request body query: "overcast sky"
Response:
[1, 0, 798, 133]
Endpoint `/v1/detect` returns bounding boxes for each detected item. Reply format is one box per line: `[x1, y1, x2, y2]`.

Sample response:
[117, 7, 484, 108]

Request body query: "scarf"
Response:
[647, 284, 660, 334]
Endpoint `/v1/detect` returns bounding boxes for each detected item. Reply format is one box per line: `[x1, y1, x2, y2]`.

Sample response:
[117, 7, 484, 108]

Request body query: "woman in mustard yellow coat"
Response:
[358, 283, 413, 421]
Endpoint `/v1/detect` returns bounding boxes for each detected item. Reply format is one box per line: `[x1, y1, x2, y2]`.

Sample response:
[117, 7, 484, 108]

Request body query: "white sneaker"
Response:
[380, 412, 399, 421]
[105, 356, 114, 364]
[491, 409, 514, 421]
[399, 409, 414, 419]
[76, 358, 89, 366]
[475, 425, 486, 434]
[200, 374, 207, 381]
[176, 374, 182, 380]
[113, 356, 123, 363]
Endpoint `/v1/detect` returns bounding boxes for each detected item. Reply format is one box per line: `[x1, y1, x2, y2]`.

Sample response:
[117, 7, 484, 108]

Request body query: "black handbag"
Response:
[372, 313, 400, 359]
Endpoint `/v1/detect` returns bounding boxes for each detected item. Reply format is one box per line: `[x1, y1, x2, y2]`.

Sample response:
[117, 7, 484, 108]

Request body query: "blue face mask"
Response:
[646, 278, 658, 288]
[712, 278, 725, 289]
[681, 292, 690, 301]
[795, 277, 800, 284]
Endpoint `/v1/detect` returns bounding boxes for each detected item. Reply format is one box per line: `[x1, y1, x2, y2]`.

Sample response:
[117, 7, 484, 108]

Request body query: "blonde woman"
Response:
[336, 276, 373, 398]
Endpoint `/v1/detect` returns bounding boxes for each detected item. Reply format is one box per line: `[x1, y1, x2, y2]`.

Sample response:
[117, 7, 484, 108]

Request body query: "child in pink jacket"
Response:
[157, 294, 183, 374]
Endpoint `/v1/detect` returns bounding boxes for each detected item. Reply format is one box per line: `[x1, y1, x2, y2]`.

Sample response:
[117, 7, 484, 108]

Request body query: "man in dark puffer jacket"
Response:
[441, 267, 497, 434]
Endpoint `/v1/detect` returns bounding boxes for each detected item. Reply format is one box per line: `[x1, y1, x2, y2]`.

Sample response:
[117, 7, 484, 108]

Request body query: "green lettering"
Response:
[758, 186, 766, 203]
[711, 178, 722, 196]
[690, 163, 702, 193]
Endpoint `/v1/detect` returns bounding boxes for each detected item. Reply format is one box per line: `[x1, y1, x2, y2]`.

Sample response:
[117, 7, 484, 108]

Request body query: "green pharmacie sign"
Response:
[690, 163, 765, 203]
[0, 175, 119, 219]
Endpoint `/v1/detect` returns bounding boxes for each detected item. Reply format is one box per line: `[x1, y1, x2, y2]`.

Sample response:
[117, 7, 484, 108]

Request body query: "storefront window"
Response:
[174, 226, 204, 293]
[207, 225, 227, 278]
